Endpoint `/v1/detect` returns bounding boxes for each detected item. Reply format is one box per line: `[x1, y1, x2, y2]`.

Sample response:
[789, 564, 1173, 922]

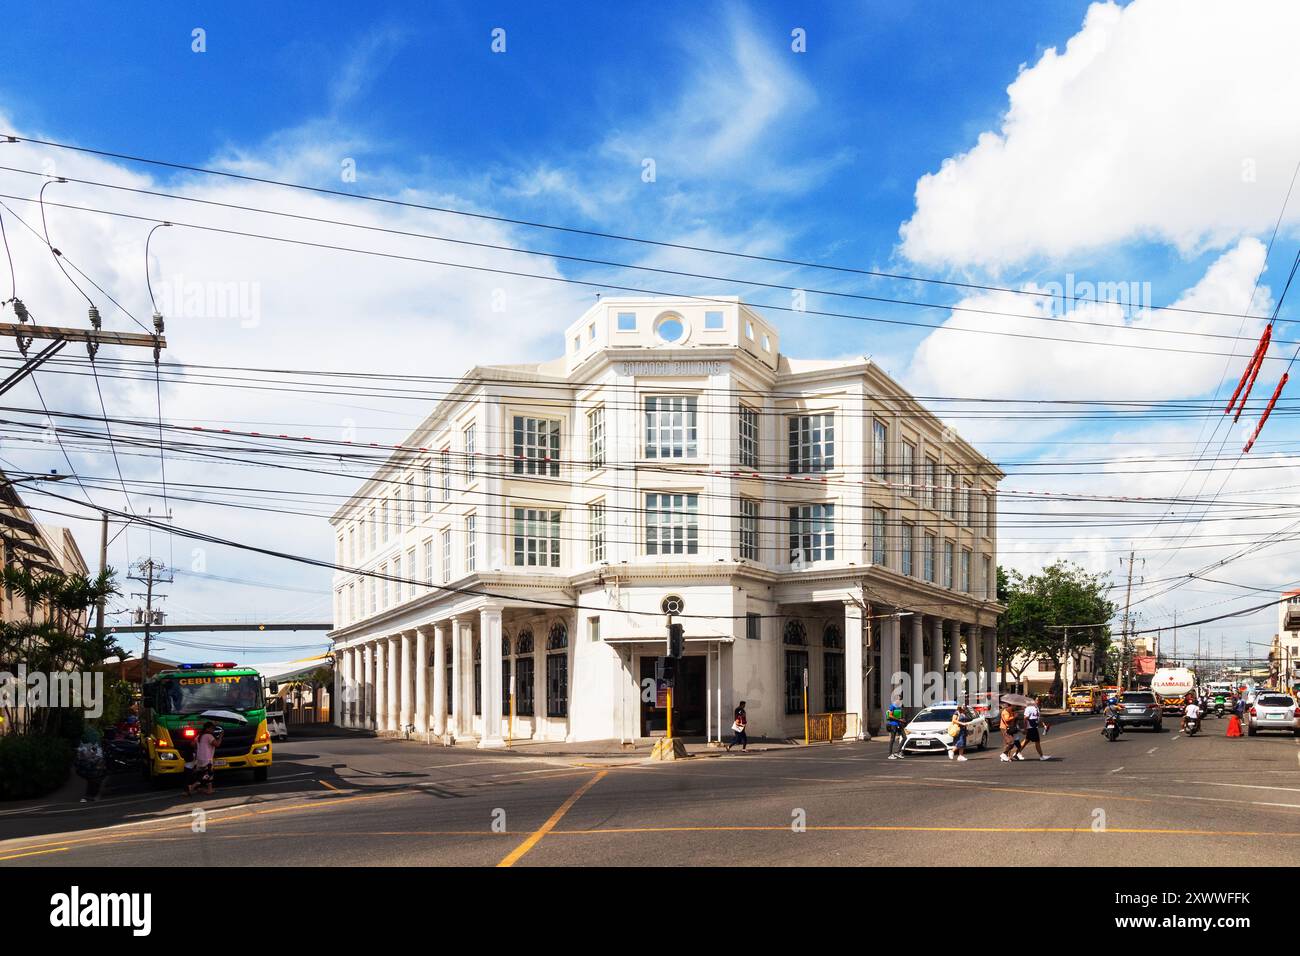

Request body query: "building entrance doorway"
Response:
[639, 655, 706, 737]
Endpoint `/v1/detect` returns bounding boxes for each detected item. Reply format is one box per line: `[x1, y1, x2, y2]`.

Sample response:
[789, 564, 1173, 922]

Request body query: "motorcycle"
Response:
[1184, 716, 1201, 737]
[101, 728, 143, 772]
[1103, 716, 1121, 742]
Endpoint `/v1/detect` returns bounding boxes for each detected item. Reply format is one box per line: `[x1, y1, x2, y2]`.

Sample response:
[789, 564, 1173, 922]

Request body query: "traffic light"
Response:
[668, 622, 684, 659]
[661, 656, 677, 685]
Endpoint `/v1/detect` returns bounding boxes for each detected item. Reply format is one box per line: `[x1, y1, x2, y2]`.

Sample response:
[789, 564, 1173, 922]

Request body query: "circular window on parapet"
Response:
[653, 312, 688, 345]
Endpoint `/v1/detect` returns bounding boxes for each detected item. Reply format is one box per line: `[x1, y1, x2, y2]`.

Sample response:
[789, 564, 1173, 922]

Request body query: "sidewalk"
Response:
[445, 736, 817, 758]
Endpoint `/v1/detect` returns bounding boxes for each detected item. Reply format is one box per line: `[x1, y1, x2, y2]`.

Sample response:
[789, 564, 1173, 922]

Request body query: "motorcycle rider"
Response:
[1101, 695, 1122, 739]
[1181, 697, 1201, 733]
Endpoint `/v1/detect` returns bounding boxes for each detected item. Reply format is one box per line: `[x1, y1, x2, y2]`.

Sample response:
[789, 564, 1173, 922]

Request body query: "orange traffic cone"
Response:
[1226, 714, 1243, 737]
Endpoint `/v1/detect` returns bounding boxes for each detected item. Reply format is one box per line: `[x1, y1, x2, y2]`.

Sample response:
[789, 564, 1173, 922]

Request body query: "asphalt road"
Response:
[4, 714, 1300, 866]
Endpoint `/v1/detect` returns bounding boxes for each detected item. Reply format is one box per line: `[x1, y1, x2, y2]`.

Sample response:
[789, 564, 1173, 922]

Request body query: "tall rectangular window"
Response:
[589, 501, 606, 563]
[423, 538, 433, 586]
[441, 449, 451, 502]
[923, 533, 936, 583]
[406, 476, 416, 526]
[587, 407, 605, 469]
[513, 507, 561, 567]
[901, 441, 915, 496]
[746, 612, 761, 640]
[348, 526, 356, 564]
[381, 499, 389, 544]
[441, 529, 452, 583]
[901, 521, 914, 576]
[872, 420, 888, 480]
[405, 547, 415, 601]
[464, 424, 476, 482]
[785, 650, 809, 714]
[872, 507, 887, 565]
[389, 558, 399, 607]
[961, 549, 971, 593]
[945, 469, 957, 519]
[513, 416, 561, 477]
[789, 414, 834, 473]
[546, 653, 568, 718]
[645, 493, 699, 555]
[789, 503, 835, 563]
[465, 514, 476, 572]
[971, 488, 982, 534]
[943, 540, 955, 589]
[348, 583, 356, 622]
[645, 396, 698, 459]
[367, 508, 376, 552]
[926, 458, 938, 509]
[739, 497, 759, 561]
[738, 404, 759, 469]
[960, 482, 971, 526]
[424, 462, 433, 513]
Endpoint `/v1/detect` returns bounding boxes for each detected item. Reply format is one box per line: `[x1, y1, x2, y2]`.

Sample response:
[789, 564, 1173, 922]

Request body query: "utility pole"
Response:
[1120, 551, 1137, 689]
[94, 511, 108, 634]
[129, 557, 172, 689]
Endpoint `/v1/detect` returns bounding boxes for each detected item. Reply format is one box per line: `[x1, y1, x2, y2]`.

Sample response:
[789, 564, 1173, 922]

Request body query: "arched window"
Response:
[823, 624, 845, 711]
[502, 633, 512, 657]
[516, 627, 534, 656]
[783, 620, 807, 645]
[823, 623, 843, 649]
[546, 622, 569, 718]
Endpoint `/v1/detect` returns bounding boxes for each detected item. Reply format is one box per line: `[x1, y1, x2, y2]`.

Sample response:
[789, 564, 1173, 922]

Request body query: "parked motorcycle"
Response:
[1103, 717, 1121, 742]
[101, 728, 143, 772]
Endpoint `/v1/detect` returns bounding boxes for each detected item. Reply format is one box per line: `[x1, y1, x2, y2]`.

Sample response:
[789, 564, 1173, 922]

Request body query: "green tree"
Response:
[999, 560, 1116, 702]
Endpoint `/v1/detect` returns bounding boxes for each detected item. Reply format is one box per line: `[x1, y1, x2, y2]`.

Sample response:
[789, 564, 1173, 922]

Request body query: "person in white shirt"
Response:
[1181, 699, 1201, 733]
[184, 722, 222, 796]
[1016, 700, 1050, 761]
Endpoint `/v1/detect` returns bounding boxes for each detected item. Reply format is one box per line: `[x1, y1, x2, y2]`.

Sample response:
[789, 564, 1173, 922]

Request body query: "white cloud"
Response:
[899, 0, 1300, 269]
[905, 238, 1273, 443]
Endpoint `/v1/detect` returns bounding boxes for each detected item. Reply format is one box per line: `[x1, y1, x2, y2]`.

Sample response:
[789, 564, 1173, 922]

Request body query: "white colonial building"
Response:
[328, 297, 1003, 745]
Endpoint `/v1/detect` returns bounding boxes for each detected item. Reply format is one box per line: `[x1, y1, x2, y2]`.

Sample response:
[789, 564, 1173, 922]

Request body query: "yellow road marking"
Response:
[497, 770, 606, 868]
[0, 846, 70, 861]
[319, 780, 341, 791]
[547, 824, 1300, 837]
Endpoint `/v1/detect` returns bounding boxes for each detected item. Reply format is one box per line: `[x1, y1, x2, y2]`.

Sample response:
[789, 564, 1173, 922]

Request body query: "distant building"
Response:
[327, 298, 1004, 744]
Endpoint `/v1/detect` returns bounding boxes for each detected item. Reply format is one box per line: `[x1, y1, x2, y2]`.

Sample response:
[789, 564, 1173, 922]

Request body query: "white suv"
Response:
[1247, 693, 1300, 736]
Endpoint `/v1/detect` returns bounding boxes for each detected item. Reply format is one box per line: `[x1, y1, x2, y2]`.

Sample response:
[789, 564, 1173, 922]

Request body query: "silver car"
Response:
[901, 705, 990, 754]
[1247, 693, 1300, 736]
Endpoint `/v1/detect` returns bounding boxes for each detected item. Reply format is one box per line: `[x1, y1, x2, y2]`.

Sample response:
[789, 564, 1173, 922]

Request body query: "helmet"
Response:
[1107, 696, 1118, 705]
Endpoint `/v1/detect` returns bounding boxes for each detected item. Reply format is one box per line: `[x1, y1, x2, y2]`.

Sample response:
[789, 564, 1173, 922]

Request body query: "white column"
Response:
[968, 621, 983, 700]
[479, 606, 504, 747]
[432, 621, 448, 736]
[878, 613, 902, 716]
[844, 601, 864, 739]
[399, 629, 414, 731]
[386, 635, 400, 731]
[415, 626, 429, 732]
[375, 639, 388, 732]
[910, 614, 925, 708]
[337, 649, 349, 727]
[351, 646, 364, 727]
[450, 617, 466, 736]
[948, 620, 964, 703]
[361, 642, 373, 729]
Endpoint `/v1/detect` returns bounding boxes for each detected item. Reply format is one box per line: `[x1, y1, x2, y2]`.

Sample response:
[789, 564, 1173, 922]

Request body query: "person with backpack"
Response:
[74, 727, 108, 803]
[885, 698, 907, 759]
[947, 704, 974, 762]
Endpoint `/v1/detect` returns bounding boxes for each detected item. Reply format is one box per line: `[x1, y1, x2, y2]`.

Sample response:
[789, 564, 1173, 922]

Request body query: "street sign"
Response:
[656, 679, 669, 709]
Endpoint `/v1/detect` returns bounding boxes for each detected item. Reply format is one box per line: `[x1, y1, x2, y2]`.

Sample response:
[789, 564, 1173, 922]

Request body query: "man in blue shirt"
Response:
[885, 699, 906, 760]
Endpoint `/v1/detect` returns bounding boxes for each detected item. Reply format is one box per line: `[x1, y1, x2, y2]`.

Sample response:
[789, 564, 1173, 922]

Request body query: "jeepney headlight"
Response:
[159, 752, 179, 761]
[252, 744, 270, 755]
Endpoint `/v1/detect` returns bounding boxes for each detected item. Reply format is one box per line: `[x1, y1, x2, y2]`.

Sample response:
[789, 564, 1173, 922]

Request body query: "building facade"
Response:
[327, 297, 1004, 745]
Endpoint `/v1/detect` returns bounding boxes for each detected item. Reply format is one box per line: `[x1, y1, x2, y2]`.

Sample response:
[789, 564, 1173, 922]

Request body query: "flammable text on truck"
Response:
[141, 662, 272, 783]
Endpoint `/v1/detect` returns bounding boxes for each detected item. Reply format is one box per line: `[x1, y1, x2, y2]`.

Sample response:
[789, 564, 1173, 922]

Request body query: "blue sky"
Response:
[2, 0, 1300, 663]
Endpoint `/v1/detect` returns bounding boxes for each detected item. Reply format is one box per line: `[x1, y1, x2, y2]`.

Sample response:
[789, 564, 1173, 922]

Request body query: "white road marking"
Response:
[1253, 802, 1300, 809]
[1176, 780, 1300, 794]
[1110, 767, 1124, 773]
[1146, 747, 1158, 754]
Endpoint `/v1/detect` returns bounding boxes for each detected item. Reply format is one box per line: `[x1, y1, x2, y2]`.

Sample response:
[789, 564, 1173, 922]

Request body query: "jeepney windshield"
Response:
[156, 674, 263, 715]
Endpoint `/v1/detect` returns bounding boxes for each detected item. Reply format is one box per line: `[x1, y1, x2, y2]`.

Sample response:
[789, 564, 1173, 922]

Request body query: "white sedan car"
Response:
[1247, 693, 1300, 736]
[901, 704, 990, 754]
